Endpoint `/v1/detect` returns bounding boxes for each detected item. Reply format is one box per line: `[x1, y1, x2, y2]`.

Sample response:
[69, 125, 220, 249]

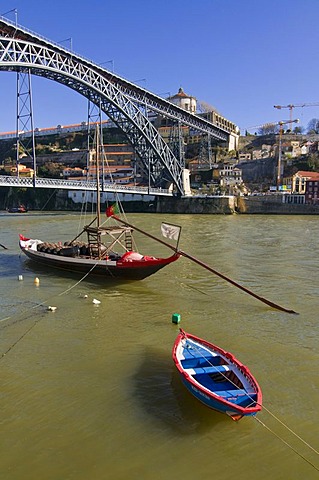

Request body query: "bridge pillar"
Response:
[228, 131, 239, 151]
[182, 168, 192, 196]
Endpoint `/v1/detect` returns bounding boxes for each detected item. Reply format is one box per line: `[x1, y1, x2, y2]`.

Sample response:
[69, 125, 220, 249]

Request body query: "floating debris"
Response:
[34, 277, 40, 285]
[47, 306, 57, 312]
[18, 275, 23, 281]
[92, 298, 101, 305]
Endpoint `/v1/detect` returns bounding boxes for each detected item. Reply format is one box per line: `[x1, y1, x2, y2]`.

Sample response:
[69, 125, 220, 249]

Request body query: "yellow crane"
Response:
[274, 102, 319, 129]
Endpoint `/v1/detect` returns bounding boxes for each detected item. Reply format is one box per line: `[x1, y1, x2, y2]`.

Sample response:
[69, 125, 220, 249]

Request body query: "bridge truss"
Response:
[0, 17, 237, 195]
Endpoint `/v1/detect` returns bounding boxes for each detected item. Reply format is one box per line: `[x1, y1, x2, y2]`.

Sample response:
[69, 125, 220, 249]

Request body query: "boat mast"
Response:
[96, 125, 101, 229]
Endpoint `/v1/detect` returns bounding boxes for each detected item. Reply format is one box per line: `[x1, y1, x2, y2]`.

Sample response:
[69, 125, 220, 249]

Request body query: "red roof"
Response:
[295, 170, 319, 179]
[170, 87, 194, 100]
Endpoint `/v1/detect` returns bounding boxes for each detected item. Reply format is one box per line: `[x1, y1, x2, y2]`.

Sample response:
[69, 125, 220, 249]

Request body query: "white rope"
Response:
[184, 336, 319, 468]
[58, 262, 99, 295]
[261, 405, 319, 456]
[254, 416, 319, 473]
[0, 262, 100, 358]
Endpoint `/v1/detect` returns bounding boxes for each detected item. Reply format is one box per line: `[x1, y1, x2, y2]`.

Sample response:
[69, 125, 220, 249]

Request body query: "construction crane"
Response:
[245, 119, 299, 191]
[276, 119, 299, 191]
[246, 119, 296, 134]
[274, 103, 319, 129]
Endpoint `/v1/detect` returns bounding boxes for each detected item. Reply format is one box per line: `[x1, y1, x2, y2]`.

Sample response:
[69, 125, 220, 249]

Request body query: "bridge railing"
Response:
[0, 175, 172, 196]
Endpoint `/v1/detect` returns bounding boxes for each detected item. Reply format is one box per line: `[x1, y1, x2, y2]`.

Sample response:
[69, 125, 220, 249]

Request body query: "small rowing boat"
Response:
[172, 329, 262, 420]
[8, 204, 28, 213]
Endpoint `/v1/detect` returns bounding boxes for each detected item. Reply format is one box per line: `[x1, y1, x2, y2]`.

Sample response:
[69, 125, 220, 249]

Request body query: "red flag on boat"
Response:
[106, 203, 120, 217]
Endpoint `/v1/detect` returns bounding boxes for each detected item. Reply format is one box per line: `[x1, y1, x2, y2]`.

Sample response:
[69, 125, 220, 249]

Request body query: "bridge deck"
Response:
[0, 176, 172, 196]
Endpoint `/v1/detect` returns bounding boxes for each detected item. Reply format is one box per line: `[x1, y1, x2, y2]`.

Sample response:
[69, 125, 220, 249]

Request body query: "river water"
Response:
[0, 212, 318, 480]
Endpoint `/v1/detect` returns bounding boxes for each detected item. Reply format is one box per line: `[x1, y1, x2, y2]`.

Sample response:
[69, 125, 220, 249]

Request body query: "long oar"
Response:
[112, 214, 298, 315]
[0, 243, 8, 250]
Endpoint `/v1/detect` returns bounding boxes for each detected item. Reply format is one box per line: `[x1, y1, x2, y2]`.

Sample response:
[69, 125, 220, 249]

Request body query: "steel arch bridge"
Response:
[0, 17, 237, 195]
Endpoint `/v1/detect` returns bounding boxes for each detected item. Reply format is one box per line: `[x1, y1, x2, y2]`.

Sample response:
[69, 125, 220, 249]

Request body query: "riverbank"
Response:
[1, 187, 319, 214]
[156, 194, 319, 214]
[236, 194, 319, 214]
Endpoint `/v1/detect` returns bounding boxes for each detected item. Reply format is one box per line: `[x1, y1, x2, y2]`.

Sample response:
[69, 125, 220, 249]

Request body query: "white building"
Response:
[168, 87, 197, 113]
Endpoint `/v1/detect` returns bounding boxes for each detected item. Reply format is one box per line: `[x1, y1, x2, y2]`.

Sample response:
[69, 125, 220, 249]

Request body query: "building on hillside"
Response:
[219, 164, 242, 189]
[1, 163, 34, 177]
[282, 175, 293, 192]
[167, 87, 197, 113]
[305, 174, 319, 204]
[18, 166, 34, 178]
[238, 152, 251, 161]
[102, 144, 135, 165]
[188, 158, 218, 172]
[292, 170, 319, 194]
[190, 169, 215, 188]
[252, 145, 274, 160]
[63, 167, 86, 178]
[154, 87, 239, 152]
[290, 141, 301, 157]
[86, 164, 134, 183]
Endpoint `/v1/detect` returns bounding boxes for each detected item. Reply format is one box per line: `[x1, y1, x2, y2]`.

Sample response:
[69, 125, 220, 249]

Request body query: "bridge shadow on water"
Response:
[130, 346, 227, 436]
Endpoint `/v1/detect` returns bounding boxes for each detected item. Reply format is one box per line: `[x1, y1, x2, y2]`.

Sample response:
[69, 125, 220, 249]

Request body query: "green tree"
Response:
[257, 123, 279, 135]
[307, 153, 319, 171]
[307, 118, 319, 134]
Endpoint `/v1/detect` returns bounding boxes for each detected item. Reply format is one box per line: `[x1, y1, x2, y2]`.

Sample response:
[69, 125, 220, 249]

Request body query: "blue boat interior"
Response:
[181, 341, 257, 408]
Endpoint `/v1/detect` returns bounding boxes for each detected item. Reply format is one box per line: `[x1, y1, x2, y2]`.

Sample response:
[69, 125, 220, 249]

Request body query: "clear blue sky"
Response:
[1, 0, 319, 135]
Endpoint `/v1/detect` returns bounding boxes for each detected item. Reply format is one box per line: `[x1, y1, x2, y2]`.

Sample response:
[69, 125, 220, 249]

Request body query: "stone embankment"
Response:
[236, 195, 319, 214]
[157, 195, 319, 215]
[156, 195, 236, 214]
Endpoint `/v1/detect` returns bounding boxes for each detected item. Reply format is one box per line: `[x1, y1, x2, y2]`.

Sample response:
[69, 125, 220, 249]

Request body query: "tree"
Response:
[307, 153, 319, 171]
[307, 118, 319, 134]
[293, 126, 304, 134]
[38, 162, 64, 178]
[257, 123, 279, 135]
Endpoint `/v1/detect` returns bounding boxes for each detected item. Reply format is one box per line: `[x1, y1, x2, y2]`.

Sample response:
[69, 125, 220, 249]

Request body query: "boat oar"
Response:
[112, 214, 298, 315]
[179, 250, 297, 314]
[0, 243, 8, 250]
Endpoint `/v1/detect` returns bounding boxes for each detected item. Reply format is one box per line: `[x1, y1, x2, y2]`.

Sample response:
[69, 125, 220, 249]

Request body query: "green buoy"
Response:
[172, 313, 181, 324]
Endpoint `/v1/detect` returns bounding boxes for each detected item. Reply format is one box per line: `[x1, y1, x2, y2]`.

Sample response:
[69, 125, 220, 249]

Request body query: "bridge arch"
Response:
[0, 17, 237, 195]
[0, 36, 185, 192]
